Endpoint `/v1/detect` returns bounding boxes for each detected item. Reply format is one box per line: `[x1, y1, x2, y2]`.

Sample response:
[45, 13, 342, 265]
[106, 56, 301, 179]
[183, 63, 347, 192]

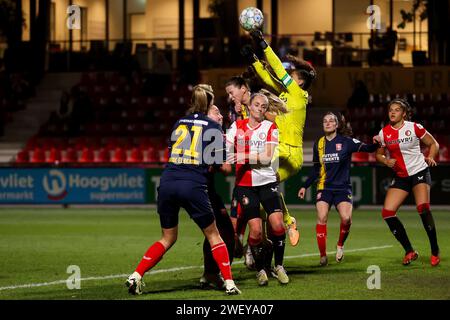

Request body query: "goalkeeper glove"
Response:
[250, 30, 268, 50]
[240, 45, 258, 64]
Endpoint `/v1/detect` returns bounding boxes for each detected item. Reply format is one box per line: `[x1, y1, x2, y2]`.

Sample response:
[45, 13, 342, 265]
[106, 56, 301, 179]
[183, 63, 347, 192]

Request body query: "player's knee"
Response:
[381, 208, 397, 219]
[271, 224, 285, 237]
[341, 217, 352, 225]
[417, 203, 430, 215]
[317, 216, 328, 225]
[248, 235, 263, 246]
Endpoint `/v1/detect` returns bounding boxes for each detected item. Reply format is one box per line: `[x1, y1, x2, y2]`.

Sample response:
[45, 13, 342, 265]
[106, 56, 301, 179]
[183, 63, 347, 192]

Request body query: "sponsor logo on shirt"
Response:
[237, 139, 266, 148]
[322, 153, 340, 162]
[386, 136, 414, 145]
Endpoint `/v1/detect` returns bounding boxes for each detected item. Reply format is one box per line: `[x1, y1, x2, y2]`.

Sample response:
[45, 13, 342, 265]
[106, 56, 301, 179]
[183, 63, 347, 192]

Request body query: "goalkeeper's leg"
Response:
[276, 148, 302, 247]
[280, 193, 299, 246]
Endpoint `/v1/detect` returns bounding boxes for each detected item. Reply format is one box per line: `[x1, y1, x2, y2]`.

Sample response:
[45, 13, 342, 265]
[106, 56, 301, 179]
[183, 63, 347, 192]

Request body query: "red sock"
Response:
[211, 242, 232, 280]
[337, 222, 351, 247]
[135, 241, 166, 277]
[316, 223, 327, 257]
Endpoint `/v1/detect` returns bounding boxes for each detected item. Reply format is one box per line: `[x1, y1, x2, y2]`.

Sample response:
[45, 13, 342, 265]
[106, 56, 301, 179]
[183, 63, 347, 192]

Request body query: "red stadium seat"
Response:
[142, 147, 157, 162]
[31, 148, 46, 163]
[25, 137, 39, 151]
[438, 145, 449, 162]
[62, 148, 78, 163]
[159, 148, 169, 162]
[127, 148, 143, 163]
[47, 148, 62, 163]
[95, 148, 111, 163]
[352, 152, 369, 163]
[79, 148, 94, 163]
[16, 150, 30, 163]
[111, 147, 126, 162]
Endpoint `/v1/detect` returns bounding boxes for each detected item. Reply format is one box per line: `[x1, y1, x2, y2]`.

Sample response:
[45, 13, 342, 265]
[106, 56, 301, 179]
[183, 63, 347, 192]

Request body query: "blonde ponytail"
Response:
[188, 84, 214, 114]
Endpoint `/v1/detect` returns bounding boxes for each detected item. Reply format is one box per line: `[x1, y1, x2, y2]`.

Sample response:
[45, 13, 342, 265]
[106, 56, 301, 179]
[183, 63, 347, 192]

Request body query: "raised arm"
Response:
[241, 44, 283, 94]
[250, 31, 303, 97]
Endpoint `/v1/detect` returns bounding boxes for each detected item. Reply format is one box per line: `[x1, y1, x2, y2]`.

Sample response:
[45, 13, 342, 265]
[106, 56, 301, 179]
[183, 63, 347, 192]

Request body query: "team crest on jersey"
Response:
[405, 130, 411, 136]
[336, 143, 342, 151]
[259, 132, 267, 140]
[317, 192, 322, 200]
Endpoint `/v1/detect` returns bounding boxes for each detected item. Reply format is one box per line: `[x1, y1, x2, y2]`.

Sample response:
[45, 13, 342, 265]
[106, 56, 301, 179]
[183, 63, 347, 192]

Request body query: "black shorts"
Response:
[316, 188, 353, 207]
[234, 182, 282, 220]
[389, 168, 431, 193]
[157, 180, 215, 229]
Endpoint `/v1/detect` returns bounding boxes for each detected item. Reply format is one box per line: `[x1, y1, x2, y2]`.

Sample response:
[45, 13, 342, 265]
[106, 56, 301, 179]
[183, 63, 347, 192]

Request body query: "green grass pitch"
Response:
[0, 208, 448, 300]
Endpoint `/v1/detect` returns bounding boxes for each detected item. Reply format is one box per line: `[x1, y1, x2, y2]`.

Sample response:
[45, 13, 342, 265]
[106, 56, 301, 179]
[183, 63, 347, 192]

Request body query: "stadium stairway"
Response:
[0, 73, 81, 163]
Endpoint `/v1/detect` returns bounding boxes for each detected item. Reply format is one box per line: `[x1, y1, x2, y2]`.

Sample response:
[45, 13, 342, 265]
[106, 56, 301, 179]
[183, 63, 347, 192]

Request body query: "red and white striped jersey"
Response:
[226, 119, 278, 186]
[379, 121, 428, 177]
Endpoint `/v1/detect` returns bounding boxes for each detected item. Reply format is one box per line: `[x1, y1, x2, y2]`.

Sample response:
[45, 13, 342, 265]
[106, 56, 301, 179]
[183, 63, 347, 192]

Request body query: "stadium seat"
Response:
[159, 148, 169, 162]
[15, 150, 30, 163]
[127, 147, 143, 163]
[368, 152, 377, 163]
[47, 148, 62, 163]
[352, 152, 369, 163]
[62, 148, 78, 163]
[31, 148, 46, 163]
[25, 137, 39, 151]
[111, 147, 126, 162]
[79, 148, 94, 163]
[144, 147, 159, 162]
[438, 145, 449, 162]
[95, 148, 111, 163]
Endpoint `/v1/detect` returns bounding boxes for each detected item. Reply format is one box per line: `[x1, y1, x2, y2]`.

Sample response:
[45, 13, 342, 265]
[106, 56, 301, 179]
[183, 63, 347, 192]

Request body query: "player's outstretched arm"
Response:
[250, 30, 301, 95]
[241, 43, 283, 94]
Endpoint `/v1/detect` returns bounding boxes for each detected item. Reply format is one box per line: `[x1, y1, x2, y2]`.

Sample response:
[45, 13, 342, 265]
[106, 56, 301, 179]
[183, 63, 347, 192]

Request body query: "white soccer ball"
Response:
[239, 7, 264, 32]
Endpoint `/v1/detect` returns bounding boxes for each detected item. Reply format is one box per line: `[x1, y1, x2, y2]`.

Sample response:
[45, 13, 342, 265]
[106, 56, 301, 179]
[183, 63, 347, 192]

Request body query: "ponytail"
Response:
[188, 84, 214, 114]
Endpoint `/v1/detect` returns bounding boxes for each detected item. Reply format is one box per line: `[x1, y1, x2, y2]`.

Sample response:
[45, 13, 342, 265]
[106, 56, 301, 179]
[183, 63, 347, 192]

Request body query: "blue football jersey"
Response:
[303, 134, 378, 190]
[160, 113, 225, 184]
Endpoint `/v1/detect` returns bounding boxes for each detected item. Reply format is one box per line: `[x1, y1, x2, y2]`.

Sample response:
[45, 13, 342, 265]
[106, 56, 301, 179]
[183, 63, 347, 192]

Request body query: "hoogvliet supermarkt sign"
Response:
[0, 168, 146, 204]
